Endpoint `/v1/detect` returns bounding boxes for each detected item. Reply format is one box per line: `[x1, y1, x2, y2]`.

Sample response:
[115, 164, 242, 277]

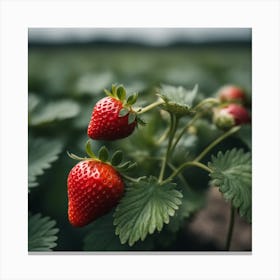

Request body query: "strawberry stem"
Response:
[137, 100, 164, 115]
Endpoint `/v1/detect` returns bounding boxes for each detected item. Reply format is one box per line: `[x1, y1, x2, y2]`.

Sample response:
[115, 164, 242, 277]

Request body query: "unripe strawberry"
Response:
[67, 160, 124, 227]
[217, 85, 246, 103]
[213, 104, 250, 129]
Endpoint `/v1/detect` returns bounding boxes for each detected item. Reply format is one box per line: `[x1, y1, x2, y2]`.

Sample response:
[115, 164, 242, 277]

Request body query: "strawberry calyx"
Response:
[104, 84, 145, 126]
[67, 140, 137, 173]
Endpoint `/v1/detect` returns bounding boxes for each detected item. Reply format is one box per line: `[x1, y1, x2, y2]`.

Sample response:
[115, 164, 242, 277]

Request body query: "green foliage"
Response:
[237, 124, 252, 149]
[28, 137, 63, 189]
[83, 213, 154, 251]
[157, 84, 198, 117]
[167, 187, 206, 232]
[28, 213, 59, 251]
[113, 176, 182, 246]
[29, 100, 80, 126]
[208, 148, 252, 222]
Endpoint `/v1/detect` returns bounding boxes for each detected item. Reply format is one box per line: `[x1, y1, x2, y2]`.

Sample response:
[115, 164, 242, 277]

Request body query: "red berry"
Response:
[67, 160, 124, 227]
[218, 85, 246, 103]
[87, 97, 136, 140]
[214, 104, 250, 129]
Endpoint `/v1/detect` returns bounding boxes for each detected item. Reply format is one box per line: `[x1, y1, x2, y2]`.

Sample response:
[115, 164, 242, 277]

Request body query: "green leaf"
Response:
[118, 108, 129, 117]
[208, 148, 252, 222]
[157, 84, 198, 116]
[111, 150, 123, 166]
[30, 100, 80, 126]
[113, 176, 182, 246]
[28, 137, 63, 190]
[28, 213, 59, 251]
[167, 187, 206, 232]
[98, 146, 109, 162]
[83, 212, 154, 251]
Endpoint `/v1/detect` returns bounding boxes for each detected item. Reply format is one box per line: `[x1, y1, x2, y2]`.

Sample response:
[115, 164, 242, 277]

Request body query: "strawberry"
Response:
[67, 160, 124, 227]
[217, 85, 246, 103]
[67, 141, 136, 227]
[213, 104, 250, 129]
[87, 84, 140, 140]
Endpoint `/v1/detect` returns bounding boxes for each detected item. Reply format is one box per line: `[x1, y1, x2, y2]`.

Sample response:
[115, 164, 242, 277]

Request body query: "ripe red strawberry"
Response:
[67, 160, 124, 227]
[213, 104, 250, 129]
[87, 96, 136, 140]
[217, 85, 246, 103]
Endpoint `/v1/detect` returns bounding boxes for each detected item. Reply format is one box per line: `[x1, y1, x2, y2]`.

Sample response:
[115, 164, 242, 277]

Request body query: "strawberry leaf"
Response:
[30, 100, 80, 126]
[28, 137, 63, 190]
[208, 148, 252, 223]
[83, 212, 155, 251]
[157, 84, 198, 117]
[113, 176, 182, 246]
[28, 213, 59, 251]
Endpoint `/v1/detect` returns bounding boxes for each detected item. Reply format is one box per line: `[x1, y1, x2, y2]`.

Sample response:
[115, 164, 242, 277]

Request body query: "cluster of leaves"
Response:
[29, 44, 251, 251]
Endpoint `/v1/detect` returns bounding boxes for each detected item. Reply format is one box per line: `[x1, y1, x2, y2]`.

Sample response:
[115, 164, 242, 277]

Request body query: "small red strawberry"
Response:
[217, 85, 246, 103]
[213, 104, 251, 129]
[87, 84, 140, 140]
[67, 160, 124, 227]
[67, 141, 136, 227]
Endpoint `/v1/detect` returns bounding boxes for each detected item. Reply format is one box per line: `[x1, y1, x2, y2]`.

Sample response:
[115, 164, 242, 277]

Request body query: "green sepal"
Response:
[126, 93, 138, 106]
[116, 85, 126, 101]
[98, 146, 109, 162]
[119, 108, 129, 117]
[111, 150, 123, 166]
[157, 84, 198, 117]
[85, 140, 96, 158]
[136, 116, 146, 126]
[67, 151, 87, 161]
[128, 112, 136, 124]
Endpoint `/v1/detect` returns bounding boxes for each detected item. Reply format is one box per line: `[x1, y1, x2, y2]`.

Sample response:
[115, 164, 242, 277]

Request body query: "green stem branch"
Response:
[225, 204, 235, 251]
[192, 98, 220, 111]
[137, 100, 164, 115]
[162, 161, 212, 184]
[158, 114, 178, 182]
[194, 126, 241, 162]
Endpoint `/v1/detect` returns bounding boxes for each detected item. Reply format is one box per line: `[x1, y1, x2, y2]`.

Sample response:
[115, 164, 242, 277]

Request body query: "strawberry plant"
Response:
[66, 84, 252, 250]
[28, 43, 252, 251]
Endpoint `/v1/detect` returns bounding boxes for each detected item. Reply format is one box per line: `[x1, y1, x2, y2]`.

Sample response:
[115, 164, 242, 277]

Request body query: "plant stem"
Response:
[156, 126, 171, 145]
[194, 126, 241, 162]
[137, 100, 164, 115]
[171, 113, 200, 152]
[225, 205, 235, 251]
[162, 161, 212, 184]
[158, 114, 178, 182]
[192, 97, 220, 111]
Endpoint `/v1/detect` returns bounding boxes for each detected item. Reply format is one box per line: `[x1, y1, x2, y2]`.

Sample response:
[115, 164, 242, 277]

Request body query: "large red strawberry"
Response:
[213, 103, 251, 129]
[217, 85, 246, 103]
[87, 85, 140, 140]
[67, 159, 124, 227]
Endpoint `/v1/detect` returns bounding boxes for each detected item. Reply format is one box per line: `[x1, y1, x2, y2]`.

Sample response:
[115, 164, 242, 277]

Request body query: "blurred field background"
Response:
[28, 28, 251, 251]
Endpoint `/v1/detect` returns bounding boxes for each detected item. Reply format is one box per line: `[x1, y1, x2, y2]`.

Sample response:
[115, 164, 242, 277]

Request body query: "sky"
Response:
[29, 28, 251, 45]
